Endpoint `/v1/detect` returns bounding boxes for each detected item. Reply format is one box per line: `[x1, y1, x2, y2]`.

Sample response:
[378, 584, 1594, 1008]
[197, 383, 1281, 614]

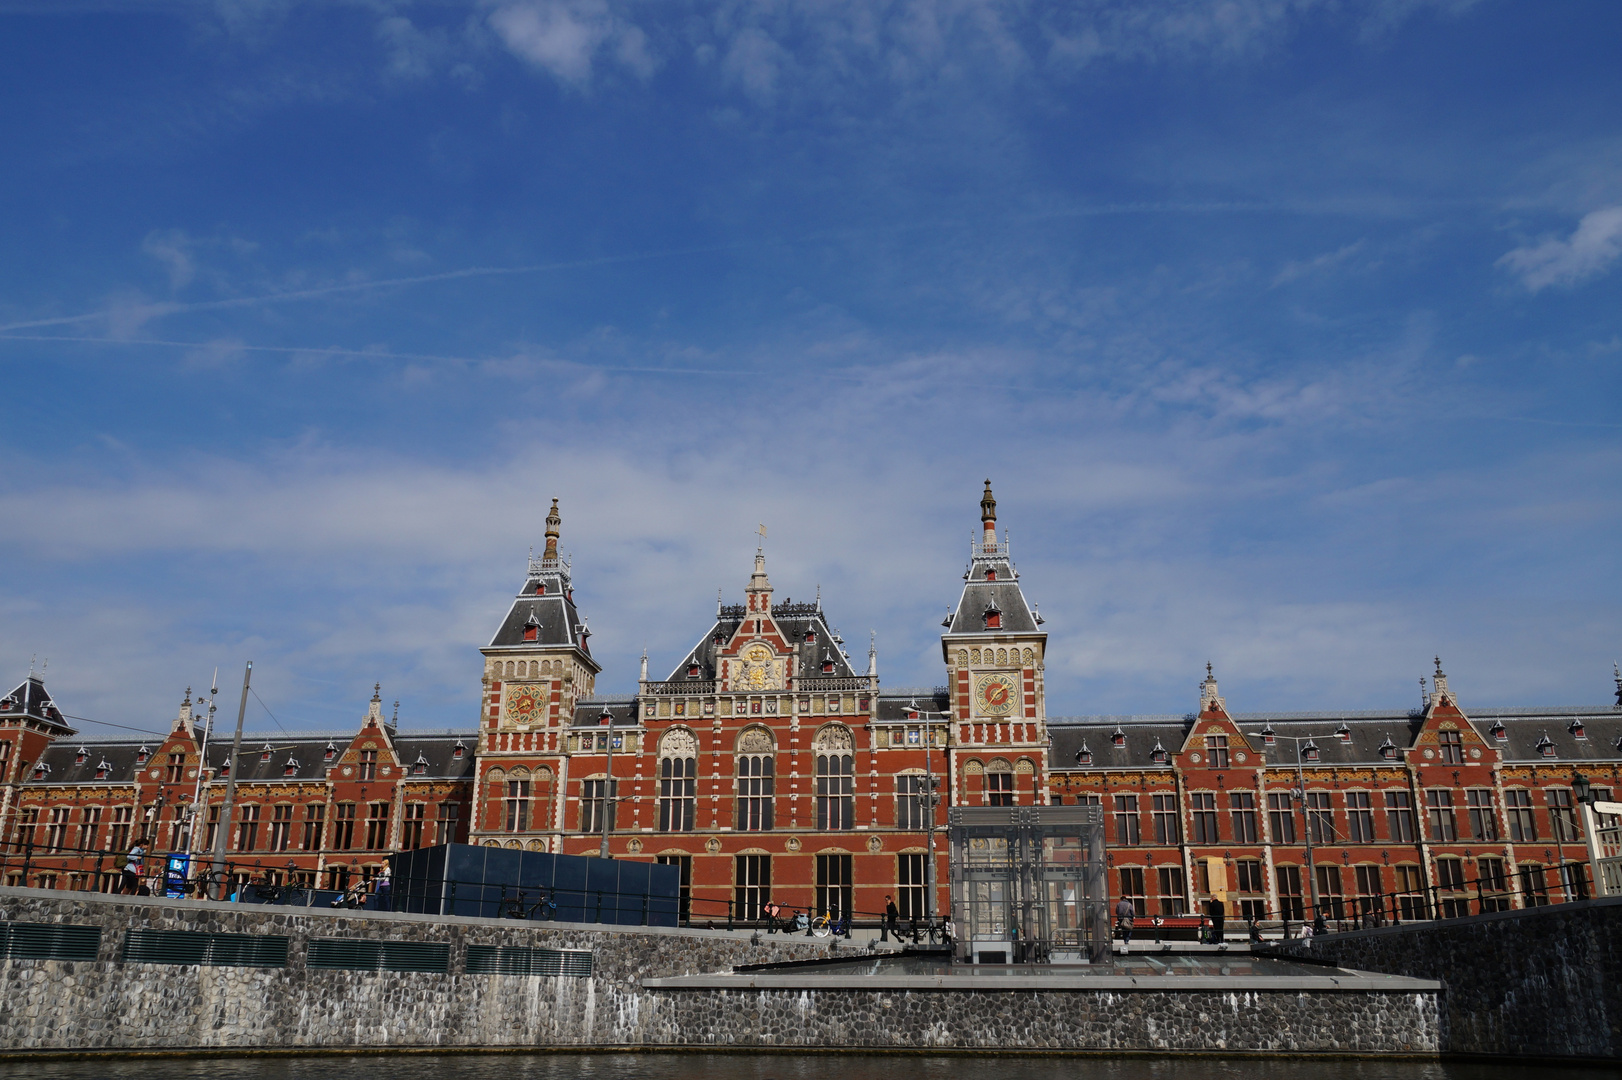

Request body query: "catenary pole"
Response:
[209, 660, 251, 899]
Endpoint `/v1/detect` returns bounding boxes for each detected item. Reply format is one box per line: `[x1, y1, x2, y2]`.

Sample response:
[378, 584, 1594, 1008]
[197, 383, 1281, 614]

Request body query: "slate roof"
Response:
[0, 675, 76, 736]
[27, 732, 476, 785]
[1050, 721, 1190, 770]
[486, 550, 592, 659]
[571, 698, 641, 729]
[662, 601, 859, 682]
[872, 689, 952, 721]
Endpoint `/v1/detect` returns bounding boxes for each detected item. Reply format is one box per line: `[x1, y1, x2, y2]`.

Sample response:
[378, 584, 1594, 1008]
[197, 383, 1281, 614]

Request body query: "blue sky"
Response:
[2, 0, 1619, 738]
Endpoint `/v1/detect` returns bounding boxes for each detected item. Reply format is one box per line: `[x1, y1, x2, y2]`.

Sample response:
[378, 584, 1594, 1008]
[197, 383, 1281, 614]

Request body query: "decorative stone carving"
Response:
[812, 724, 853, 751]
[866, 835, 882, 852]
[660, 728, 698, 756]
[626, 838, 643, 854]
[785, 836, 801, 851]
[705, 836, 722, 853]
[737, 727, 774, 754]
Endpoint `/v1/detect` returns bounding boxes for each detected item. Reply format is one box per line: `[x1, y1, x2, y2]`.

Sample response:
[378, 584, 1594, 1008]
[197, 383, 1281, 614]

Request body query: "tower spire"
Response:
[980, 479, 997, 552]
[542, 498, 561, 561]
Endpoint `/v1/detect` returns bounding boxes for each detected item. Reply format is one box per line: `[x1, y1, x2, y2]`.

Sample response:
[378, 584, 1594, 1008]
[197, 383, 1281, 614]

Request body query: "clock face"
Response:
[976, 673, 1018, 716]
[505, 683, 543, 723]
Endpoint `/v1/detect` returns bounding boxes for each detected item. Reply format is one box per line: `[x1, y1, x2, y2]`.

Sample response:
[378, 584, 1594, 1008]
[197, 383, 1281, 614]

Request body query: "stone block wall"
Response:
[0, 887, 1438, 1056]
[1271, 896, 1622, 1060]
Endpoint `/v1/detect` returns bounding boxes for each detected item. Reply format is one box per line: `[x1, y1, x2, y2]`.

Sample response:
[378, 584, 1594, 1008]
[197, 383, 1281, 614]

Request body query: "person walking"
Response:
[883, 894, 899, 942]
[121, 838, 146, 895]
[1211, 896, 1226, 943]
[1114, 896, 1136, 945]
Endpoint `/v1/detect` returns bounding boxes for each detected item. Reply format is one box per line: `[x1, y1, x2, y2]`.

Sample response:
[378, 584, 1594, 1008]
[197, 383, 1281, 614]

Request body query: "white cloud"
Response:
[142, 229, 197, 291]
[486, 0, 657, 86]
[1498, 206, 1622, 292]
[1272, 240, 1364, 286]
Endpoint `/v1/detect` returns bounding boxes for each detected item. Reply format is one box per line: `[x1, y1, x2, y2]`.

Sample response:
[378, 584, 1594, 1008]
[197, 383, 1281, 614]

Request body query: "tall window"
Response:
[1385, 790, 1415, 843]
[301, 804, 325, 851]
[1505, 789, 1536, 841]
[1354, 865, 1383, 920]
[1115, 794, 1141, 845]
[269, 805, 293, 852]
[815, 732, 855, 829]
[659, 729, 697, 833]
[79, 807, 101, 854]
[358, 750, 377, 781]
[1191, 792, 1219, 844]
[167, 806, 188, 852]
[401, 803, 426, 850]
[1156, 866, 1186, 916]
[1229, 791, 1258, 843]
[1394, 865, 1426, 920]
[1467, 789, 1497, 841]
[435, 803, 460, 845]
[1206, 733, 1229, 768]
[1346, 792, 1374, 842]
[1315, 865, 1344, 920]
[505, 780, 531, 832]
[235, 805, 260, 851]
[581, 780, 613, 833]
[1426, 790, 1457, 842]
[1520, 863, 1550, 907]
[896, 775, 927, 830]
[897, 853, 927, 920]
[1117, 868, 1146, 917]
[1276, 865, 1304, 921]
[737, 755, 775, 831]
[1547, 788, 1579, 842]
[1235, 860, 1265, 920]
[202, 806, 218, 853]
[333, 803, 356, 850]
[45, 808, 69, 852]
[1150, 794, 1177, 843]
[365, 802, 390, 849]
[735, 854, 771, 920]
[1477, 857, 1511, 912]
[1438, 730, 1464, 765]
[986, 769, 1014, 807]
[108, 806, 133, 854]
[1305, 791, 1334, 843]
[1267, 792, 1296, 843]
[1434, 857, 1468, 917]
[816, 853, 853, 920]
[166, 753, 185, 783]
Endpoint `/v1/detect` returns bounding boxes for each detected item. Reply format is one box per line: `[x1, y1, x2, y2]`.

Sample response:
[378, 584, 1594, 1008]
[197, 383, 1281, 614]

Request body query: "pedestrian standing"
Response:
[883, 894, 899, 942]
[1114, 896, 1136, 944]
[1210, 896, 1226, 944]
[122, 838, 146, 895]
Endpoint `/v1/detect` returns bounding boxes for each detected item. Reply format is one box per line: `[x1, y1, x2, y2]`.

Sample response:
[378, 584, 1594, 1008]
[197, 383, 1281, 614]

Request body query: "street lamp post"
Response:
[910, 700, 950, 936]
[598, 704, 617, 860]
[1247, 729, 1339, 922]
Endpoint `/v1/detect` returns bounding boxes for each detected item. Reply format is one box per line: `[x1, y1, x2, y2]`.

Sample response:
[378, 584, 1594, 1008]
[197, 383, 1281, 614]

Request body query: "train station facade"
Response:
[2, 485, 1618, 924]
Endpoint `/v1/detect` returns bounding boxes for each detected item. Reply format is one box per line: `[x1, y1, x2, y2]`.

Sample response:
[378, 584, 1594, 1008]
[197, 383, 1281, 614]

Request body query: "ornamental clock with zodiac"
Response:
[976, 672, 1018, 716]
[505, 683, 544, 724]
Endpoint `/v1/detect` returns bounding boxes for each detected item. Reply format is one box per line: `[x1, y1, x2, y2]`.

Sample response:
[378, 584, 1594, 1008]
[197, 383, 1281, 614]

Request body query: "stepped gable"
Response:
[942, 479, 1042, 638]
[487, 497, 592, 657]
[0, 675, 75, 738]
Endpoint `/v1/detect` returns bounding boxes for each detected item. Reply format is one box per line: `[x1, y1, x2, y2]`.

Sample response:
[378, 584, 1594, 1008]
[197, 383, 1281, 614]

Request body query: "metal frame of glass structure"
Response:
[948, 805, 1107, 965]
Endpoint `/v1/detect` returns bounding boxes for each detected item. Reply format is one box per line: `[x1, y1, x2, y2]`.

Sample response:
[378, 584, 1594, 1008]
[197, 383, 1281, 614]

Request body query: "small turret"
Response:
[542, 498, 561, 561]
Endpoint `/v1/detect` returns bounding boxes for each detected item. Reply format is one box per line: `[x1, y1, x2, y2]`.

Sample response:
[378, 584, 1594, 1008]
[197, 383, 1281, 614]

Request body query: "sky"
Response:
[1, 0, 1619, 739]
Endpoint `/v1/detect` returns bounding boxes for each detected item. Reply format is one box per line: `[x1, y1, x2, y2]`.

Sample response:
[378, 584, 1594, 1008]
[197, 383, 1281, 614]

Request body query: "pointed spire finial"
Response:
[542, 498, 561, 561]
[372, 682, 382, 703]
[392, 700, 399, 724]
[980, 478, 996, 523]
[1613, 662, 1621, 707]
[183, 686, 192, 705]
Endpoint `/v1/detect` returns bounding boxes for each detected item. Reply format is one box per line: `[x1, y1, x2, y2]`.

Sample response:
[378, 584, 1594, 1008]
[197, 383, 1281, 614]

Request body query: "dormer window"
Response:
[452, 740, 466, 759]
[1490, 720, 1507, 742]
[687, 662, 701, 679]
[1536, 734, 1556, 758]
[1335, 723, 1352, 743]
[1569, 719, 1586, 740]
[715, 634, 725, 646]
[75, 747, 88, 765]
[260, 743, 273, 762]
[413, 754, 428, 776]
[983, 601, 1002, 630]
[324, 742, 337, 762]
[804, 629, 816, 644]
[32, 762, 48, 780]
[283, 758, 299, 777]
[135, 746, 149, 765]
[1111, 727, 1125, 748]
[1260, 724, 1276, 746]
[522, 609, 541, 643]
[0, 696, 14, 710]
[1379, 737, 1398, 761]
[986, 569, 996, 581]
[1302, 741, 1320, 762]
[1151, 741, 1168, 765]
[536, 582, 546, 595]
[822, 651, 835, 674]
[95, 760, 111, 779]
[1076, 742, 1092, 766]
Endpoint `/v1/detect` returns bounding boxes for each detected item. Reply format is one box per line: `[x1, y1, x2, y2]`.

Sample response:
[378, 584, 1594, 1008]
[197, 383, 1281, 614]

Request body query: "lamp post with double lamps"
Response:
[1246, 728, 1340, 924]
[598, 704, 620, 860]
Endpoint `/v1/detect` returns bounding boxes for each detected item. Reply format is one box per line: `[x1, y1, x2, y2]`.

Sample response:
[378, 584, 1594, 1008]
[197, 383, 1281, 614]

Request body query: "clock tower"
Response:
[472, 499, 601, 849]
[941, 481, 1050, 806]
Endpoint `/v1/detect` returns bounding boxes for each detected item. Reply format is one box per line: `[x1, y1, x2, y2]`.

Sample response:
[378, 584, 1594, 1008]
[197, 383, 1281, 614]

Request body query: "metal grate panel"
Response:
[122, 929, 288, 968]
[307, 938, 450, 973]
[466, 944, 593, 977]
[0, 921, 101, 962]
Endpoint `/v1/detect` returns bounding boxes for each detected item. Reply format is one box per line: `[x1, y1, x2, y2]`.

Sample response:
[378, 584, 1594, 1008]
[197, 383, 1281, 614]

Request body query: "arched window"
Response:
[986, 759, 1014, 806]
[658, 728, 697, 832]
[736, 727, 775, 831]
[814, 725, 855, 830]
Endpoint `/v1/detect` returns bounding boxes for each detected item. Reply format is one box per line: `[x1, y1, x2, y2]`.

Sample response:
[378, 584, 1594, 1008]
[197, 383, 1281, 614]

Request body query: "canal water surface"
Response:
[1, 1056, 1616, 1080]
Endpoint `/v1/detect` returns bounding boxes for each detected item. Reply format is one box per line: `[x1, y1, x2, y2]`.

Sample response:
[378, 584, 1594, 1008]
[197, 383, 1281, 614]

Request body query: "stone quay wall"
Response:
[0, 887, 1438, 1057]
[1271, 895, 1622, 1061]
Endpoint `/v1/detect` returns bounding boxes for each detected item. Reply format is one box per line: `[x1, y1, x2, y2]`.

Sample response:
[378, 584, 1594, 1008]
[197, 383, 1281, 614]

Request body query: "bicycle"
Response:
[500, 888, 558, 922]
[810, 911, 841, 938]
